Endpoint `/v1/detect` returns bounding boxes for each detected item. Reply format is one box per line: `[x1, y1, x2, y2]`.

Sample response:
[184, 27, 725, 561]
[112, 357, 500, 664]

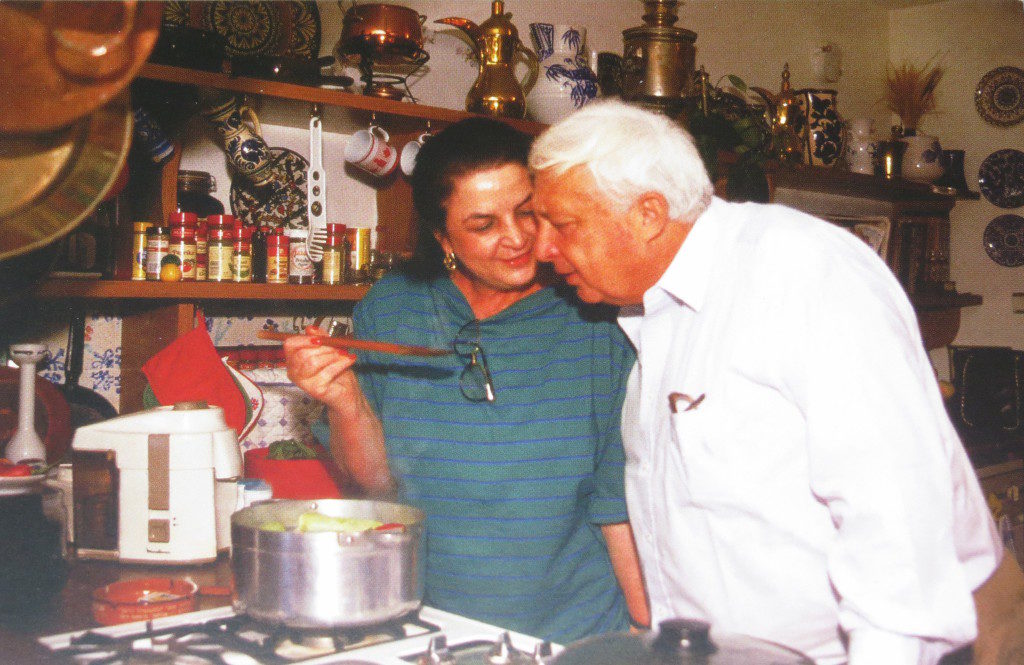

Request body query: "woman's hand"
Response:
[284, 326, 360, 411]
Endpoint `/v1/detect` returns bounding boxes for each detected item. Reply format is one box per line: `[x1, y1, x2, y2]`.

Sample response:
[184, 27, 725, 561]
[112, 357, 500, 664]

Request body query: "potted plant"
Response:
[883, 58, 945, 182]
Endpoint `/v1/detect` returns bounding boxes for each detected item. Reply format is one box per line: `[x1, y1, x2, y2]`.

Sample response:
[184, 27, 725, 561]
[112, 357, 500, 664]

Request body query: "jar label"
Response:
[231, 254, 252, 282]
[267, 252, 289, 283]
[169, 243, 197, 280]
[289, 242, 315, 277]
[322, 248, 344, 284]
[208, 244, 234, 281]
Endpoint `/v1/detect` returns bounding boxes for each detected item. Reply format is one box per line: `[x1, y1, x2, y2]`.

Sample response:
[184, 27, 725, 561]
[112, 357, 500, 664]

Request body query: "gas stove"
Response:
[38, 605, 560, 664]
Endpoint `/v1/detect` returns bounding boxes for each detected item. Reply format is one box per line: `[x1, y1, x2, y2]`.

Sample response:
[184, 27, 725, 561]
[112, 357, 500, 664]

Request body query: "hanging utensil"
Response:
[306, 104, 328, 262]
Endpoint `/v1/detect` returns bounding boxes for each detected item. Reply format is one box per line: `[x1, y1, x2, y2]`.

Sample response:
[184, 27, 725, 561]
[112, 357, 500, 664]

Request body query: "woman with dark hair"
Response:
[284, 117, 647, 642]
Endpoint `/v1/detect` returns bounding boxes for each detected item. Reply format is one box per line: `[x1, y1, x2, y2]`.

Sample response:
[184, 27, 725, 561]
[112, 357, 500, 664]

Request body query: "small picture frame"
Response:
[823, 215, 892, 261]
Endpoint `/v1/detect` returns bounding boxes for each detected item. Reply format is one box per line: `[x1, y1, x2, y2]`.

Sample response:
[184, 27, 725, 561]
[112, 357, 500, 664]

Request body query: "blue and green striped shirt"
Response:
[340, 271, 635, 642]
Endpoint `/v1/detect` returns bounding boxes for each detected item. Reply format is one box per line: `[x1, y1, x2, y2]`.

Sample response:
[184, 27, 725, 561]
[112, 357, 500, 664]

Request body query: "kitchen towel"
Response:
[142, 320, 247, 435]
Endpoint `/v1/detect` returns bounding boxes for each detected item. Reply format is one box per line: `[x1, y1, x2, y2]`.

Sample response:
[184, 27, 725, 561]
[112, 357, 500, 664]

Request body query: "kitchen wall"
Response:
[884, 0, 1024, 379]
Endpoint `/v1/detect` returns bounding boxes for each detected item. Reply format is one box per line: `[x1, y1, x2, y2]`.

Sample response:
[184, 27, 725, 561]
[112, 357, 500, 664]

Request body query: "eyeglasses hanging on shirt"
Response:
[453, 319, 496, 402]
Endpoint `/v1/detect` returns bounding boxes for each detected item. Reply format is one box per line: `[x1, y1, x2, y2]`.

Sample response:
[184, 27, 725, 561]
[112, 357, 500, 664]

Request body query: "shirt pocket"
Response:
[666, 396, 736, 508]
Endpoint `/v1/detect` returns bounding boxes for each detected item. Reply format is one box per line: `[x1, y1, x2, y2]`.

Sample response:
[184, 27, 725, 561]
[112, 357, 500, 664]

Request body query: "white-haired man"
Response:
[529, 100, 1018, 664]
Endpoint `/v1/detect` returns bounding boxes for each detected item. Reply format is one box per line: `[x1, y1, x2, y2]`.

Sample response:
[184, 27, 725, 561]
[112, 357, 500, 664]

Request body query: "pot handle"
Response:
[516, 42, 540, 95]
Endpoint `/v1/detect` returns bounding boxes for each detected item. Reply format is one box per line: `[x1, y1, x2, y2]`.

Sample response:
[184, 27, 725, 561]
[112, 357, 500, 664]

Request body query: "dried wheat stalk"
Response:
[884, 59, 944, 132]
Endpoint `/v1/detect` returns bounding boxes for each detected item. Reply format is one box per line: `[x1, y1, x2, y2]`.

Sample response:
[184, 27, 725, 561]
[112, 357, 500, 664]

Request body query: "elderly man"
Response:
[529, 100, 1016, 664]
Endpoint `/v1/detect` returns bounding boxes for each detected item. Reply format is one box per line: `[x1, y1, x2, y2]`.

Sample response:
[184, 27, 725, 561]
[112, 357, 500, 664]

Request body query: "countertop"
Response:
[0, 555, 234, 663]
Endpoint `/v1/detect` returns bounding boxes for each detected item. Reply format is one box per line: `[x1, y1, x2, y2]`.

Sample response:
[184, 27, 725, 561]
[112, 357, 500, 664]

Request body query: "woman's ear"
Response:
[631, 191, 672, 243]
[434, 230, 452, 256]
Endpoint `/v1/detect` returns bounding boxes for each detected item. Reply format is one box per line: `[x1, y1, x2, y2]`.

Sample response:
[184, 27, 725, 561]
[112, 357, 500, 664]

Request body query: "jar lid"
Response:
[177, 170, 216, 192]
[234, 225, 253, 241]
[207, 214, 236, 226]
[146, 226, 169, 235]
[327, 223, 347, 234]
[169, 211, 198, 226]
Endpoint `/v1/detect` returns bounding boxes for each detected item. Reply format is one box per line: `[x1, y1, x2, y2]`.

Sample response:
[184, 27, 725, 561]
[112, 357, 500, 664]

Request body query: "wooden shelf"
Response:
[35, 278, 372, 302]
[139, 63, 548, 135]
[769, 162, 959, 205]
[911, 290, 983, 311]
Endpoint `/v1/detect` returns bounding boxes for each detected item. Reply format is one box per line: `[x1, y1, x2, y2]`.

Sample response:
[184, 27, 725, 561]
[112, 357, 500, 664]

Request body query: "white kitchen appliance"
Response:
[71, 402, 242, 563]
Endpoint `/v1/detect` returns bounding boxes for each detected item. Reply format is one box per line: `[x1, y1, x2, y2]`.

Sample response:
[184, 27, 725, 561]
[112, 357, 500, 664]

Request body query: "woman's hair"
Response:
[528, 99, 713, 222]
[406, 117, 532, 280]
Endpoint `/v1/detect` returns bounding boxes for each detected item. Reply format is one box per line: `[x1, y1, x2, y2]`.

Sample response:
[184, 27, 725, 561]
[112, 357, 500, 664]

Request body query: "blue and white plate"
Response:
[979, 149, 1024, 209]
[983, 214, 1024, 267]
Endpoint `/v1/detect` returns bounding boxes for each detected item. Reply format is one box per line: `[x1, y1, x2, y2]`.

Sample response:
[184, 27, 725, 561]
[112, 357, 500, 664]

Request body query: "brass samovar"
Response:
[619, 0, 697, 117]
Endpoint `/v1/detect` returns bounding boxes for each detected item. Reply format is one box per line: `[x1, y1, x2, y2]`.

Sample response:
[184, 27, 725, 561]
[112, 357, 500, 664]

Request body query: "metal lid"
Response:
[177, 170, 217, 192]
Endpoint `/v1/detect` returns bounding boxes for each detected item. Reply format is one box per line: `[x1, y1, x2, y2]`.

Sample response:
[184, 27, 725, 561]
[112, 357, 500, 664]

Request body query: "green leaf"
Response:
[726, 74, 748, 92]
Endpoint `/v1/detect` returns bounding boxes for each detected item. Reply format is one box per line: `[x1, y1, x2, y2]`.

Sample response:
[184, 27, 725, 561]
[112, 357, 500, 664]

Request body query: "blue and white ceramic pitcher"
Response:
[526, 24, 598, 124]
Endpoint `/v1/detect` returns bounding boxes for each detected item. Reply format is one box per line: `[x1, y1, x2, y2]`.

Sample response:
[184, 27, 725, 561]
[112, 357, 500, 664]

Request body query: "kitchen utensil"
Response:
[91, 578, 199, 625]
[0, 91, 132, 262]
[436, 1, 539, 119]
[230, 147, 309, 229]
[0, 1, 162, 133]
[307, 106, 328, 262]
[71, 402, 242, 563]
[243, 446, 342, 499]
[0, 367, 71, 466]
[163, 0, 321, 60]
[617, 0, 697, 117]
[63, 311, 118, 433]
[257, 330, 453, 357]
[552, 618, 813, 665]
[344, 123, 399, 177]
[5, 344, 49, 463]
[229, 55, 354, 88]
[339, 3, 428, 65]
[231, 498, 425, 628]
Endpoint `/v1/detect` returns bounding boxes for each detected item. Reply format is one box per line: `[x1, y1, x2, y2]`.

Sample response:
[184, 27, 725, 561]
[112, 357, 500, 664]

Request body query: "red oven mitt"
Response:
[141, 322, 246, 436]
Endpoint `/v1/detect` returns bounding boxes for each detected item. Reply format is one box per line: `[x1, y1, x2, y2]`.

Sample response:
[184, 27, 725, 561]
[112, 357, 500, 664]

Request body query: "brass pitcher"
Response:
[436, 1, 538, 119]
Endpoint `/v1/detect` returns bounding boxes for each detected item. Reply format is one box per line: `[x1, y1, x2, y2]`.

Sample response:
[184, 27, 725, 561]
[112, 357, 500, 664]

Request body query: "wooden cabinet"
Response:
[769, 163, 981, 350]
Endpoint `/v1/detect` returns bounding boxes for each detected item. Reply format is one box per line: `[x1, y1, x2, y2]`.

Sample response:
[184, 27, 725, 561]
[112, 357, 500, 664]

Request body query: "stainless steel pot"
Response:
[231, 498, 425, 629]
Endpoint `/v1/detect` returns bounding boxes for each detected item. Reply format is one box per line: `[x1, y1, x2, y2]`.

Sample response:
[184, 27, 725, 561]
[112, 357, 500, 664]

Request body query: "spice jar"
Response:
[195, 220, 208, 281]
[286, 228, 315, 284]
[346, 227, 372, 283]
[231, 224, 253, 283]
[145, 226, 169, 280]
[176, 170, 225, 219]
[131, 222, 152, 281]
[266, 228, 289, 284]
[168, 212, 198, 281]
[251, 225, 268, 283]
[206, 215, 235, 282]
[321, 223, 349, 285]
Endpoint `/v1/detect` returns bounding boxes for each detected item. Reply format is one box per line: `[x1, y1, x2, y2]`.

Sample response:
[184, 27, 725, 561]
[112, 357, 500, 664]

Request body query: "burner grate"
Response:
[45, 613, 442, 664]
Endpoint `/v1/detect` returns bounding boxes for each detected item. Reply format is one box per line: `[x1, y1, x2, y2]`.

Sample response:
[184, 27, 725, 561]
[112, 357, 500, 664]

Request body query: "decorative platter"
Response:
[983, 214, 1024, 267]
[975, 66, 1024, 127]
[163, 1, 321, 59]
[230, 147, 309, 230]
[979, 149, 1024, 209]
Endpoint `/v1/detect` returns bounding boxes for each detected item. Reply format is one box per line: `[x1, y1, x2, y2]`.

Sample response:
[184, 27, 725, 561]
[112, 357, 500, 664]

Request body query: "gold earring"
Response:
[443, 252, 457, 272]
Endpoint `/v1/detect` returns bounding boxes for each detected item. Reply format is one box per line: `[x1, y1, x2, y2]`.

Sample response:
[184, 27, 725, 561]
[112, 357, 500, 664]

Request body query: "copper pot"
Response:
[339, 3, 426, 65]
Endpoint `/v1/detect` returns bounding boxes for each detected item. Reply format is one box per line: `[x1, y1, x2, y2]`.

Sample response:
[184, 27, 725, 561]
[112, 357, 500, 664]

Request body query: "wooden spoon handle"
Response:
[257, 330, 452, 357]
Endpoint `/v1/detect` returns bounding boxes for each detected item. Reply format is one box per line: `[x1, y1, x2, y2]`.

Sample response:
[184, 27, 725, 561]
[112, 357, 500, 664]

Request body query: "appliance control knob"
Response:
[531, 641, 553, 663]
[418, 634, 456, 665]
[487, 631, 524, 664]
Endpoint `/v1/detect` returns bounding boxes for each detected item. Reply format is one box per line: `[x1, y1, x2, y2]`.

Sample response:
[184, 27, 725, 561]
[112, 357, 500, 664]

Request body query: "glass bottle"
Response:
[176, 171, 225, 218]
[266, 228, 289, 284]
[206, 215, 235, 283]
[251, 225, 268, 283]
[321, 223, 349, 285]
[231, 224, 253, 283]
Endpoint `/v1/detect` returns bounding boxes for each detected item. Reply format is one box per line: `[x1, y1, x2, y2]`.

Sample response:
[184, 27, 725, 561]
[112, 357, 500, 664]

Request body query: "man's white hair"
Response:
[528, 99, 714, 222]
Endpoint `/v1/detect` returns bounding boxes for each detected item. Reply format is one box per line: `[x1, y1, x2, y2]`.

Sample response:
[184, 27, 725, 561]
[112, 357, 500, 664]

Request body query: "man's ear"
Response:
[631, 192, 672, 243]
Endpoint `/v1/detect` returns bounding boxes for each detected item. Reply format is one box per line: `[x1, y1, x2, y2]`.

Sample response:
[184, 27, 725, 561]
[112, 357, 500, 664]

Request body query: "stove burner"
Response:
[48, 613, 442, 665]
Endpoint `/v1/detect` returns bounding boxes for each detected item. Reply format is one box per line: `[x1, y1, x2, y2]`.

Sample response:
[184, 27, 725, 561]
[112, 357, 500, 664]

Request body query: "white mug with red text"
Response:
[344, 124, 398, 177]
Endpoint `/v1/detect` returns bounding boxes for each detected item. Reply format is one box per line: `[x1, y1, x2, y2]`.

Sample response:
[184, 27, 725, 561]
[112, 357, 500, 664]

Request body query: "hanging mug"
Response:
[400, 132, 432, 177]
[201, 96, 276, 186]
[345, 124, 398, 177]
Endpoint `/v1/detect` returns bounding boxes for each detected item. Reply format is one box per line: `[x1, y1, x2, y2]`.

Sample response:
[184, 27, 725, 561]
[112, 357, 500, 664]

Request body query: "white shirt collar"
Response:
[644, 197, 725, 314]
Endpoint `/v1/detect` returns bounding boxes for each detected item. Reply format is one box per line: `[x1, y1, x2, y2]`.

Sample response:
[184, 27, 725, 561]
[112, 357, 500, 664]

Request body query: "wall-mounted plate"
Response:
[984, 213, 1024, 267]
[976, 66, 1024, 127]
[979, 149, 1024, 209]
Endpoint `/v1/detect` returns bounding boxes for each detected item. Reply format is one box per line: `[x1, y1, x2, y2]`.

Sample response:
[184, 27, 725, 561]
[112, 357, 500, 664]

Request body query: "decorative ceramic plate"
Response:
[979, 149, 1024, 209]
[975, 66, 1024, 127]
[164, 1, 320, 59]
[983, 214, 1024, 267]
[230, 147, 308, 230]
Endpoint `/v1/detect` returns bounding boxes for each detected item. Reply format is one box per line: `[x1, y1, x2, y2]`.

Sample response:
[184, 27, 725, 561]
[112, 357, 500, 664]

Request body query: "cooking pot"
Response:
[231, 498, 424, 629]
[552, 619, 813, 665]
[229, 55, 354, 89]
[338, 3, 427, 65]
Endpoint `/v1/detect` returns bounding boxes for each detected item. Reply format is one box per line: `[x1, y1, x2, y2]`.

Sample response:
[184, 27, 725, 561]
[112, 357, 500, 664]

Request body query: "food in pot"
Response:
[259, 511, 384, 533]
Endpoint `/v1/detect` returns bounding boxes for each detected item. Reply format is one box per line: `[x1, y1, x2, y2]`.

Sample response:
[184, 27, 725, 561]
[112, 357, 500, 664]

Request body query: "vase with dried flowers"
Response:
[883, 58, 946, 182]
